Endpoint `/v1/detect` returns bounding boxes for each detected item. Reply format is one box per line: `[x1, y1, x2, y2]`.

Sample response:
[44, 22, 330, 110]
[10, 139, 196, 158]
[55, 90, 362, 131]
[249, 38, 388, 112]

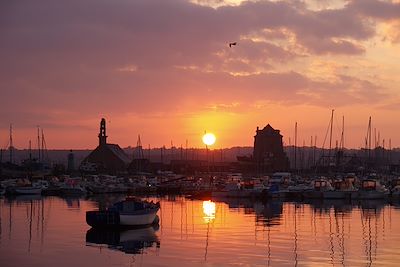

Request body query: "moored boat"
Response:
[60, 177, 86, 196]
[302, 179, 333, 199]
[323, 179, 357, 199]
[86, 197, 160, 227]
[390, 178, 400, 199]
[14, 185, 43, 195]
[354, 179, 389, 200]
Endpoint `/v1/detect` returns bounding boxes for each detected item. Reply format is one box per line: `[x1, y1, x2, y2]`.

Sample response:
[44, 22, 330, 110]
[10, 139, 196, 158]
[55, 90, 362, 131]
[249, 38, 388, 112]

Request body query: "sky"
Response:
[0, 0, 399, 150]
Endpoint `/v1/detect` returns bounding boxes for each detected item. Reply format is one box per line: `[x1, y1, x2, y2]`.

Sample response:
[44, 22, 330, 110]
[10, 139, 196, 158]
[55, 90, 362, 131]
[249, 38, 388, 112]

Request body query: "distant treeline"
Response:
[2, 146, 400, 168]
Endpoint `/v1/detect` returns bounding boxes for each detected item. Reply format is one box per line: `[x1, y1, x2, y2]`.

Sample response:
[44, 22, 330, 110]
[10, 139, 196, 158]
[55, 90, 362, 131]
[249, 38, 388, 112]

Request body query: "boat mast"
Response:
[9, 123, 13, 163]
[328, 109, 334, 162]
[41, 128, 48, 163]
[29, 140, 32, 161]
[340, 116, 345, 150]
[37, 126, 41, 163]
[368, 117, 372, 160]
[294, 122, 297, 171]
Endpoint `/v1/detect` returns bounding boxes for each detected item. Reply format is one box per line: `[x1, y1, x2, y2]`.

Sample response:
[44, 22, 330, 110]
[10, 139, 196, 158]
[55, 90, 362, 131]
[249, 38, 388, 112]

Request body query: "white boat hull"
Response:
[119, 212, 158, 226]
[15, 186, 42, 195]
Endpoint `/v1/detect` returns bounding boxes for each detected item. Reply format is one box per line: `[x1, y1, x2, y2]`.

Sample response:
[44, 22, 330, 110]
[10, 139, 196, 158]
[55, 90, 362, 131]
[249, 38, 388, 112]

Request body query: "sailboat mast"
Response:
[9, 124, 13, 163]
[29, 140, 32, 161]
[341, 116, 345, 150]
[294, 122, 297, 171]
[368, 117, 372, 160]
[328, 109, 334, 160]
[37, 126, 41, 163]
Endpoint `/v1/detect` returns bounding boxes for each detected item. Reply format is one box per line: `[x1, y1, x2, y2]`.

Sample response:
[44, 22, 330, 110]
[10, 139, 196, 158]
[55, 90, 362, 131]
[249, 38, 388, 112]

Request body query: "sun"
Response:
[202, 132, 216, 146]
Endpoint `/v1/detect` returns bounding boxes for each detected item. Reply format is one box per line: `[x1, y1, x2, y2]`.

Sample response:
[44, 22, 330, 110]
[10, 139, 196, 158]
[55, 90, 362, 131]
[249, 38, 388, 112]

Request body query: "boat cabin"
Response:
[361, 180, 378, 191]
[314, 180, 332, 191]
[391, 179, 400, 188]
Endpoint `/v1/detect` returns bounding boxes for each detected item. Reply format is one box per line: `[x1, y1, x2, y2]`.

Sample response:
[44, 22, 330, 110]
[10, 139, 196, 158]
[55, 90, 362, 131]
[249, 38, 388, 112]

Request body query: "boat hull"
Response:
[303, 191, 324, 199]
[14, 186, 42, 195]
[120, 212, 158, 226]
[354, 191, 389, 200]
[323, 191, 355, 199]
[86, 210, 159, 228]
[60, 188, 86, 196]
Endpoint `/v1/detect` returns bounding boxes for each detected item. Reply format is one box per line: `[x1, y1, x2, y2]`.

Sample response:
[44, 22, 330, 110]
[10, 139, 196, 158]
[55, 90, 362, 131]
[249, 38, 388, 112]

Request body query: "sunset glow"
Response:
[202, 133, 216, 146]
[202, 200, 216, 222]
[1, 0, 400, 149]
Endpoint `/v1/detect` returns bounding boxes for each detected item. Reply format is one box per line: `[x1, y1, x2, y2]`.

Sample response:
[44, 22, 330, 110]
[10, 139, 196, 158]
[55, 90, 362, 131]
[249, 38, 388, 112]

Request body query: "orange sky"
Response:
[1, 0, 399, 149]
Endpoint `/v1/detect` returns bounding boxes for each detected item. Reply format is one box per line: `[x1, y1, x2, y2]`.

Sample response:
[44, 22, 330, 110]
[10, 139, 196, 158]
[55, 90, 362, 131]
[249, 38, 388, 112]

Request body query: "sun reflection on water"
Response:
[202, 200, 216, 222]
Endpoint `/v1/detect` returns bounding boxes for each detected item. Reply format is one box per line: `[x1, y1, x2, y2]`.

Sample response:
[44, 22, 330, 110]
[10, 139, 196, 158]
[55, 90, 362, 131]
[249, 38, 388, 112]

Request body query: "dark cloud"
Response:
[349, 0, 400, 20]
[0, 0, 394, 129]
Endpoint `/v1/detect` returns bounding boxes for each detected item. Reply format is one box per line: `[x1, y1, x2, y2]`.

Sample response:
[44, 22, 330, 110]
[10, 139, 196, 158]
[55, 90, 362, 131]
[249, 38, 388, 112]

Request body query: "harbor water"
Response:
[1, 195, 400, 266]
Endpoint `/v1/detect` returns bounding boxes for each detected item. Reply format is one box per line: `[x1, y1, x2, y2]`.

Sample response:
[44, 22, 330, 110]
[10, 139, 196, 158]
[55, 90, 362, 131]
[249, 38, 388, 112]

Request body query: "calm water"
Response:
[1, 195, 400, 267]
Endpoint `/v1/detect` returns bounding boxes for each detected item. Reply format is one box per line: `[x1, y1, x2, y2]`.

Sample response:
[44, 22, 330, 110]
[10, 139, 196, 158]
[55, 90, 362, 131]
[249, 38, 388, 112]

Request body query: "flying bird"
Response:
[229, 42, 237, 48]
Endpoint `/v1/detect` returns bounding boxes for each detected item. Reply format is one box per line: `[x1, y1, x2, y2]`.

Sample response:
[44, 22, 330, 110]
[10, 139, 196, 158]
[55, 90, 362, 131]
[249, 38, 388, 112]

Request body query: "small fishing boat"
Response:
[323, 179, 357, 199]
[302, 179, 334, 199]
[354, 179, 389, 200]
[86, 197, 160, 227]
[60, 177, 86, 196]
[390, 179, 400, 199]
[14, 185, 43, 195]
[265, 173, 292, 199]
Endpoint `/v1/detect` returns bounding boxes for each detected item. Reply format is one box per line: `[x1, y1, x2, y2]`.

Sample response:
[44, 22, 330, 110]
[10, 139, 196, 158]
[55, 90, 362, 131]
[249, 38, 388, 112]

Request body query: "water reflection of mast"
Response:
[180, 199, 183, 240]
[328, 208, 335, 265]
[340, 212, 346, 266]
[203, 200, 216, 262]
[267, 224, 271, 266]
[41, 198, 45, 249]
[368, 215, 372, 266]
[361, 209, 373, 266]
[9, 201, 12, 240]
[204, 220, 210, 261]
[293, 204, 298, 267]
[333, 208, 345, 267]
[28, 200, 33, 253]
[0, 200, 2, 241]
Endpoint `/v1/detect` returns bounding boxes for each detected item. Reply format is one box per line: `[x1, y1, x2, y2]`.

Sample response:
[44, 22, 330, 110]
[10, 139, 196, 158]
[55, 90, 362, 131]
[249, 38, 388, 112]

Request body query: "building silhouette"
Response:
[253, 124, 289, 172]
[80, 118, 131, 174]
[67, 150, 75, 173]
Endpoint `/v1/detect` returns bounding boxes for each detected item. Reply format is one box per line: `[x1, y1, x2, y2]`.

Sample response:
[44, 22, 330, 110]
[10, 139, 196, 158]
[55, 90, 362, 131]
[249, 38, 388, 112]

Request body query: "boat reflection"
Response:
[254, 201, 283, 227]
[86, 224, 160, 255]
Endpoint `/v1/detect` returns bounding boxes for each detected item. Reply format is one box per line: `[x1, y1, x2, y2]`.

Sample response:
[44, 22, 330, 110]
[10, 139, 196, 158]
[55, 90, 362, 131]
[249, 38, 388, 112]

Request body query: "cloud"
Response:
[0, 0, 396, 132]
[349, 0, 400, 20]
